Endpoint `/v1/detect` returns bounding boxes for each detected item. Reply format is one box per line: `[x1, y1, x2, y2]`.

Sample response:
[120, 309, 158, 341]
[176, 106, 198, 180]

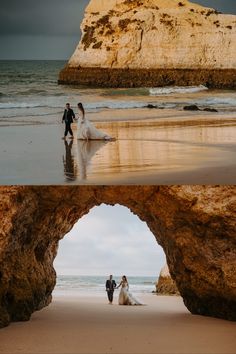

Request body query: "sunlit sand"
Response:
[0, 109, 235, 184]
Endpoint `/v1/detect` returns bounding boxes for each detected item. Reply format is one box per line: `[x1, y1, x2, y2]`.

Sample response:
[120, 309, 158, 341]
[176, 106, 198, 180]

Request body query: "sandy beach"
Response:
[0, 294, 236, 354]
[0, 110, 235, 184]
[1, 60, 235, 185]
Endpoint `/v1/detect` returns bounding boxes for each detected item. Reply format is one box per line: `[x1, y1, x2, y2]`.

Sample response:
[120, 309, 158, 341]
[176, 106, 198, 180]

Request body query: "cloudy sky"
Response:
[0, 0, 235, 60]
[54, 204, 166, 276]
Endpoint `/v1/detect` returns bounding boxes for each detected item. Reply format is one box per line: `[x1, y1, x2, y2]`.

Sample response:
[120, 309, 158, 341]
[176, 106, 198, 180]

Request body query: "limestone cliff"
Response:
[156, 264, 179, 295]
[59, 0, 236, 87]
[0, 186, 235, 327]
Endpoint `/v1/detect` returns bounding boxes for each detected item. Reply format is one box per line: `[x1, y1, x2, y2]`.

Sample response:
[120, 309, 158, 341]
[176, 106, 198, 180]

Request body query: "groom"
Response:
[105, 275, 116, 304]
[62, 103, 75, 139]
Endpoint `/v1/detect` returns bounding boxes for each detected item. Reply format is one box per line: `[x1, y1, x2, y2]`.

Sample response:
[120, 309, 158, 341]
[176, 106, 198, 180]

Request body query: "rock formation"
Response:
[0, 186, 235, 327]
[59, 0, 236, 88]
[156, 264, 179, 295]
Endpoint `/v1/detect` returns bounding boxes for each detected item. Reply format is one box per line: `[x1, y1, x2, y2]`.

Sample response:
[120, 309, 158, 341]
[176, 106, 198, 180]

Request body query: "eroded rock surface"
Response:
[59, 0, 236, 87]
[156, 264, 179, 295]
[0, 185, 235, 327]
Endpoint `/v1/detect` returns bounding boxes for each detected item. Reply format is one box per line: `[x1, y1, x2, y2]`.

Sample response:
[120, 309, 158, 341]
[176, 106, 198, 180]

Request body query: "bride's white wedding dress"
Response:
[77, 114, 112, 140]
[118, 283, 143, 306]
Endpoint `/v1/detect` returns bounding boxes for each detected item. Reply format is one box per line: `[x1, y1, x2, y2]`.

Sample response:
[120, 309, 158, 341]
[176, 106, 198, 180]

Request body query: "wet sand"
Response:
[0, 111, 235, 184]
[0, 295, 236, 354]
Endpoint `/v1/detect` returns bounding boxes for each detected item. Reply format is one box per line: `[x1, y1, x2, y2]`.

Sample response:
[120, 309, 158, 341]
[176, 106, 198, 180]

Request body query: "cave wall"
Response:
[0, 185, 235, 327]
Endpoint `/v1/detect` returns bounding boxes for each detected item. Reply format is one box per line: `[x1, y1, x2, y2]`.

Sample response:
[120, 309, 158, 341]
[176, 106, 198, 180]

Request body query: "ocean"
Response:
[1, 60, 236, 125]
[53, 275, 157, 297]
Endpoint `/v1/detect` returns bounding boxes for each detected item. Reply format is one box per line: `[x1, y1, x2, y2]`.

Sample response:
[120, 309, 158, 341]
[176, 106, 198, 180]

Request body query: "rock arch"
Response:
[0, 185, 235, 327]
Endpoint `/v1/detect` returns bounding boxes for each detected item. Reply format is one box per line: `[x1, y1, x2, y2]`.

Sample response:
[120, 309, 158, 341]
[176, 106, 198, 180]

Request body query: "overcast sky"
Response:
[0, 0, 235, 60]
[54, 204, 166, 276]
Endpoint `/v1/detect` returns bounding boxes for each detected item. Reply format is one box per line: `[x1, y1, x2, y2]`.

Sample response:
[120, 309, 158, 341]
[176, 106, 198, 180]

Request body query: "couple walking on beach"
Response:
[106, 275, 143, 306]
[62, 102, 112, 141]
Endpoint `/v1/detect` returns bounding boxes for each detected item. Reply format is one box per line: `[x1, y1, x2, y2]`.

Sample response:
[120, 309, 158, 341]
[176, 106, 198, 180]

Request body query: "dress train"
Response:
[77, 117, 112, 140]
[118, 285, 143, 306]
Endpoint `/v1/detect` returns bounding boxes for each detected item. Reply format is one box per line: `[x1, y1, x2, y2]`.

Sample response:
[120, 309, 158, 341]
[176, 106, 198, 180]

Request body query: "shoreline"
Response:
[1, 294, 236, 354]
[1, 108, 235, 127]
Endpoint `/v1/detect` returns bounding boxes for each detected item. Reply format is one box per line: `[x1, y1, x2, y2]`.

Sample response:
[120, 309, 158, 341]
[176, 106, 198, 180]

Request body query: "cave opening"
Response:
[1, 186, 234, 327]
[53, 203, 166, 298]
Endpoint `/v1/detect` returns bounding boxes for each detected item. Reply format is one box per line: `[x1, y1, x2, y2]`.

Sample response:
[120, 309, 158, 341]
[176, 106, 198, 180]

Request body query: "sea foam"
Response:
[149, 85, 208, 96]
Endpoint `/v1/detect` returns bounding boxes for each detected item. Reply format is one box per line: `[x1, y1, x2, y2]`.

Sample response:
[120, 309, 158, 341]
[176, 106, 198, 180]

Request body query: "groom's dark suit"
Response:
[62, 108, 75, 137]
[106, 278, 116, 303]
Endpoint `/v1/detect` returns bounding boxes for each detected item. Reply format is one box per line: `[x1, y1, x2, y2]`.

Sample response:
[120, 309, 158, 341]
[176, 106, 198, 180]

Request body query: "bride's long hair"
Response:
[77, 102, 85, 116]
[122, 275, 128, 283]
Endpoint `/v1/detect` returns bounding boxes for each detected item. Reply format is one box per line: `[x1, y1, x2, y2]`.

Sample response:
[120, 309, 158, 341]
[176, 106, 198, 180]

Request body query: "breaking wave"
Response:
[149, 85, 208, 96]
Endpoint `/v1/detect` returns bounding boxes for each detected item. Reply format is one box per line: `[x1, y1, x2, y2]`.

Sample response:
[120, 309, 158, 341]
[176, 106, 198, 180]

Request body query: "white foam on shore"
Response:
[196, 97, 236, 106]
[0, 100, 175, 111]
[1, 88, 235, 119]
[149, 85, 208, 95]
[0, 102, 44, 109]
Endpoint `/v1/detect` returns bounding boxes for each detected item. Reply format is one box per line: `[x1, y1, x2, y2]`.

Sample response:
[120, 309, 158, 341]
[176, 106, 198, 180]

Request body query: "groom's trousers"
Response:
[64, 122, 73, 137]
[107, 290, 114, 303]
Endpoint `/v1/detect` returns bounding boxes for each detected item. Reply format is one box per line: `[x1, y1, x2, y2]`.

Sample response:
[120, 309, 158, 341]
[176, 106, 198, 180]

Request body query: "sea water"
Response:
[1, 60, 236, 125]
[53, 275, 157, 297]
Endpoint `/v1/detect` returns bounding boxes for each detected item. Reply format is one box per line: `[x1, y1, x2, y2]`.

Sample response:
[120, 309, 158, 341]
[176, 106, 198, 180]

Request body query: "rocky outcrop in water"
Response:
[156, 264, 179, 295]
[183, 105, 218, 112]
[59, 0, 236, 87]
[0, 186, 235, 327]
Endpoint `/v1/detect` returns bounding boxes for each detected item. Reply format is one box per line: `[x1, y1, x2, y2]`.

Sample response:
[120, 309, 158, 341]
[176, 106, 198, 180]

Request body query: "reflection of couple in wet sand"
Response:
[63, 140, 77, 181]
[106, 275, 143, 306]
[62, 102, 113, 141]
[63, 136, 109, 182]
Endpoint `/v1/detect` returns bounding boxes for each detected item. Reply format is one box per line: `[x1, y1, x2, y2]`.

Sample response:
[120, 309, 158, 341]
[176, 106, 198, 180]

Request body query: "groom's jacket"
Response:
[106, 279, 116, 292]
[62, 108, 75, 124]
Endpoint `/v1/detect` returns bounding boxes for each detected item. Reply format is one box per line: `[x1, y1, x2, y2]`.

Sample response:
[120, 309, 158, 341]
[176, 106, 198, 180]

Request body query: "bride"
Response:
[77, 102, 113, 140]
[117, 275, 143, 306]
